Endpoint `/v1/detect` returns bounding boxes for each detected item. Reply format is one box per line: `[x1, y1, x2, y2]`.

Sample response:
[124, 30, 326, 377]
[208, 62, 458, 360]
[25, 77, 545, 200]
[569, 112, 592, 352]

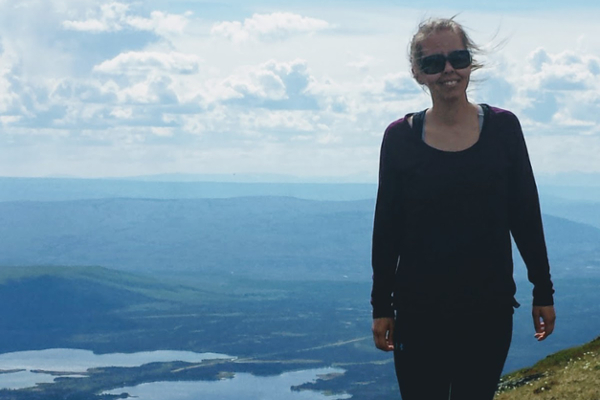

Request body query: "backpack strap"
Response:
[411, 109, 426, 140]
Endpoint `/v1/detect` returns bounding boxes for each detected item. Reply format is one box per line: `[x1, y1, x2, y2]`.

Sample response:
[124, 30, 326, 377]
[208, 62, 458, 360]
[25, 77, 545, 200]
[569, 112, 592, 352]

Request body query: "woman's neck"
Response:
[428, 97, 475, 126]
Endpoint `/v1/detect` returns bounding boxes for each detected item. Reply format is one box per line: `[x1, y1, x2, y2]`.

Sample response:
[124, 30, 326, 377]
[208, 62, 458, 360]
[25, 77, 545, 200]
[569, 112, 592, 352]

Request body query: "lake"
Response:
[103, 369, 351, 400]
[0, 349, 350, 399]
[0, 348, 232, 390]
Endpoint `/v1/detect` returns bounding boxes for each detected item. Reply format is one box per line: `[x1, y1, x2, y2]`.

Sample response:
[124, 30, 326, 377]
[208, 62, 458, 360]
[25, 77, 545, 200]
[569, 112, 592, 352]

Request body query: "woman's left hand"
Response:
[532, 305, 556, 341]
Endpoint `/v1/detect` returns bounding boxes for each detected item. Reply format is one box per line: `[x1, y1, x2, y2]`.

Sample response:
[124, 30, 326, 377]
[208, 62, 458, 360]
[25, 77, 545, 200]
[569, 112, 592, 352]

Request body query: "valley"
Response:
[0, 179, 599, 399]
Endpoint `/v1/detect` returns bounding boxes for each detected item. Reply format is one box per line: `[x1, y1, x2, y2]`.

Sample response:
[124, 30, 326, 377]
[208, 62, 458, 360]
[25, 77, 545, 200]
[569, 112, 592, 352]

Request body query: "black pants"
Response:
[393, 308, 513, 400]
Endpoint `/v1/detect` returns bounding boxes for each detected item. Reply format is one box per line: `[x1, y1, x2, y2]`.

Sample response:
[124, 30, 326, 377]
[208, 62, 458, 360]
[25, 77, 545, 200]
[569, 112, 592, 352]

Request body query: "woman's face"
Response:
[414, 29, 471, 103]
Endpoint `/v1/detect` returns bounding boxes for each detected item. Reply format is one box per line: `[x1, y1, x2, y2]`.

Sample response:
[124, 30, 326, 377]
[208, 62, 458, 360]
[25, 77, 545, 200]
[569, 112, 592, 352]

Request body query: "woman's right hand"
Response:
[372, 317, 395, 352]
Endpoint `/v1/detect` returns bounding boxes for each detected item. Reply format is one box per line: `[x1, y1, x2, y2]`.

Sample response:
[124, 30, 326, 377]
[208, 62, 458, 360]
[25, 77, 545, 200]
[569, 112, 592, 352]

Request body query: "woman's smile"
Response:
[439, 79, 459, 87]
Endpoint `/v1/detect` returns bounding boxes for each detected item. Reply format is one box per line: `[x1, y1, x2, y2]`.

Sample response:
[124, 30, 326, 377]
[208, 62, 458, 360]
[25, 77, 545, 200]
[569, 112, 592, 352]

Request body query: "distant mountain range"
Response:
[0, 177, 377, 202]
[541, 195, 600, 230]
[0, 197, 598, 281]
[0, 197, 372, 280]
[2, 176, 600, 204]
[11, 170, 600, 186]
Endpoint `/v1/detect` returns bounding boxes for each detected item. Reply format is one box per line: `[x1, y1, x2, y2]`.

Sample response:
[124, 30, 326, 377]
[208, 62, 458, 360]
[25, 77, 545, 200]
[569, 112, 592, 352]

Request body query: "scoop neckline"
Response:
[411, 104, 487, 154]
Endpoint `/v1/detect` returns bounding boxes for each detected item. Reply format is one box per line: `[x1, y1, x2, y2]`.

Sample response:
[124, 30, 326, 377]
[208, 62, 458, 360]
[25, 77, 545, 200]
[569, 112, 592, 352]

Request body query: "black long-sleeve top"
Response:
[371, 105, 554, 318]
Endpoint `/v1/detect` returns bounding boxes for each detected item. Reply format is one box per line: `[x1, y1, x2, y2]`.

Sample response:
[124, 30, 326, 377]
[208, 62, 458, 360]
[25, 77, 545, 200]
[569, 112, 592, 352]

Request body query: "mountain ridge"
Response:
[0, 197, 598, 280]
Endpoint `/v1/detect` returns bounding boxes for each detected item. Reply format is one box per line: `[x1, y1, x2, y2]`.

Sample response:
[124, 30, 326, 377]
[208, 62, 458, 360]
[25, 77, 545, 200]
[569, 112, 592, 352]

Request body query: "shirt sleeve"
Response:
[506, 113, 555, 306]
[371, 126, 402, 318]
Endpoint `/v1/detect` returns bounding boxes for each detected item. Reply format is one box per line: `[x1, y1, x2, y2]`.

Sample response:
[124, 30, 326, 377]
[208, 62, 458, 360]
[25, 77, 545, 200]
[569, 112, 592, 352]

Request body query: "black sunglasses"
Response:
[418, 50, 472, 75]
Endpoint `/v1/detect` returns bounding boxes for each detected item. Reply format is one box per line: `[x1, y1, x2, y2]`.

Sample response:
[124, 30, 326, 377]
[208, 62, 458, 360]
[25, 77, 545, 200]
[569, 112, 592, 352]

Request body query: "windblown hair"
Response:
[409, 17, 484, 77]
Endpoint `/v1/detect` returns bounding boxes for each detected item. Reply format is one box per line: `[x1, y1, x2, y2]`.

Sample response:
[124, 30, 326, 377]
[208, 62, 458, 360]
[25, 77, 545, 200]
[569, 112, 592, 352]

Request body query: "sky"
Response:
[1, 0, 600, 181]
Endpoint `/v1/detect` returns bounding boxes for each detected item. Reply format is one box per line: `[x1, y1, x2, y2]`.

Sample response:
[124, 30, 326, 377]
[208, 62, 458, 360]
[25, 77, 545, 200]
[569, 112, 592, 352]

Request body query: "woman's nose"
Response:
[442, 60, 454, 73]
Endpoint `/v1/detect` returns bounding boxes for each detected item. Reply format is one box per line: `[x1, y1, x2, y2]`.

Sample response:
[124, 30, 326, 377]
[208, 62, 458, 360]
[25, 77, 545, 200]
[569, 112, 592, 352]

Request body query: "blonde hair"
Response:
[409, 17, 484, 78]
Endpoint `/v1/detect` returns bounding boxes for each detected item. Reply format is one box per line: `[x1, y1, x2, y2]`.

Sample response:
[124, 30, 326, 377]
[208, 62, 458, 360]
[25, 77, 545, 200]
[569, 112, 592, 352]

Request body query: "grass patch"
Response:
[502, 335, 600, 380]
[497, 336, 600, 400]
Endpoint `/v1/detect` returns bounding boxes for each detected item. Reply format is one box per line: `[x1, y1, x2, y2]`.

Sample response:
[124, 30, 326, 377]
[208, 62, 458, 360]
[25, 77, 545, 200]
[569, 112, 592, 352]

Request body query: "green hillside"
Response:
[0, 265, 220, 305]
[0, 266, 235, 354]
[497, 336, 600, 399]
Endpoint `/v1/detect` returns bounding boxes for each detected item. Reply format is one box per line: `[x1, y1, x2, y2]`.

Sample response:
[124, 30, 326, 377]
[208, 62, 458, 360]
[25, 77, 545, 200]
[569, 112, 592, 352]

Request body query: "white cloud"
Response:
[169, 107, 321, 141]
[62, 2, 191, 36]
[528, 135, 600, 173]
[150, 126, 174, 137]
[63, 18, 109, 32]
[62, 2, 129, 32]
[0, 37, 28, 115]
[211, 12, 330, 43]
[239, 110, 318, 133]
[0, 115, 21, 125]
[0, 73, 20, 114]
[382, 72, 421, 98]
[528, 47, 552, 71]
[496, 47, 600, 131]
[127, 10, 192, 36]
[88, 51, 204, 112]
[222, 65, 287, 101]
[93, 51, 201, 75]
[534, 51, 596, 91]
[211, 59, 319, 111]
[347, 54, 380, 73]
[110, 107, 132, 119]
[50, 79, 117, 104]
[522, 49, 600, 91]
[112, 75, 178, 104]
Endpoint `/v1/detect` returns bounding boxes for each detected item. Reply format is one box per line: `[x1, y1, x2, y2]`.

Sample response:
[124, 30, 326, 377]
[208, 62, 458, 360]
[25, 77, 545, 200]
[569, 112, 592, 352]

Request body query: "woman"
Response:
[370, 18, 556, 400]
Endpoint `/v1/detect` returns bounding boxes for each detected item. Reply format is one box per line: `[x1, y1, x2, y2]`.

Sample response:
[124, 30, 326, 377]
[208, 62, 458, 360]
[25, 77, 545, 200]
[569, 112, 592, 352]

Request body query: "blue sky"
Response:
[1, 0, 599, 181]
